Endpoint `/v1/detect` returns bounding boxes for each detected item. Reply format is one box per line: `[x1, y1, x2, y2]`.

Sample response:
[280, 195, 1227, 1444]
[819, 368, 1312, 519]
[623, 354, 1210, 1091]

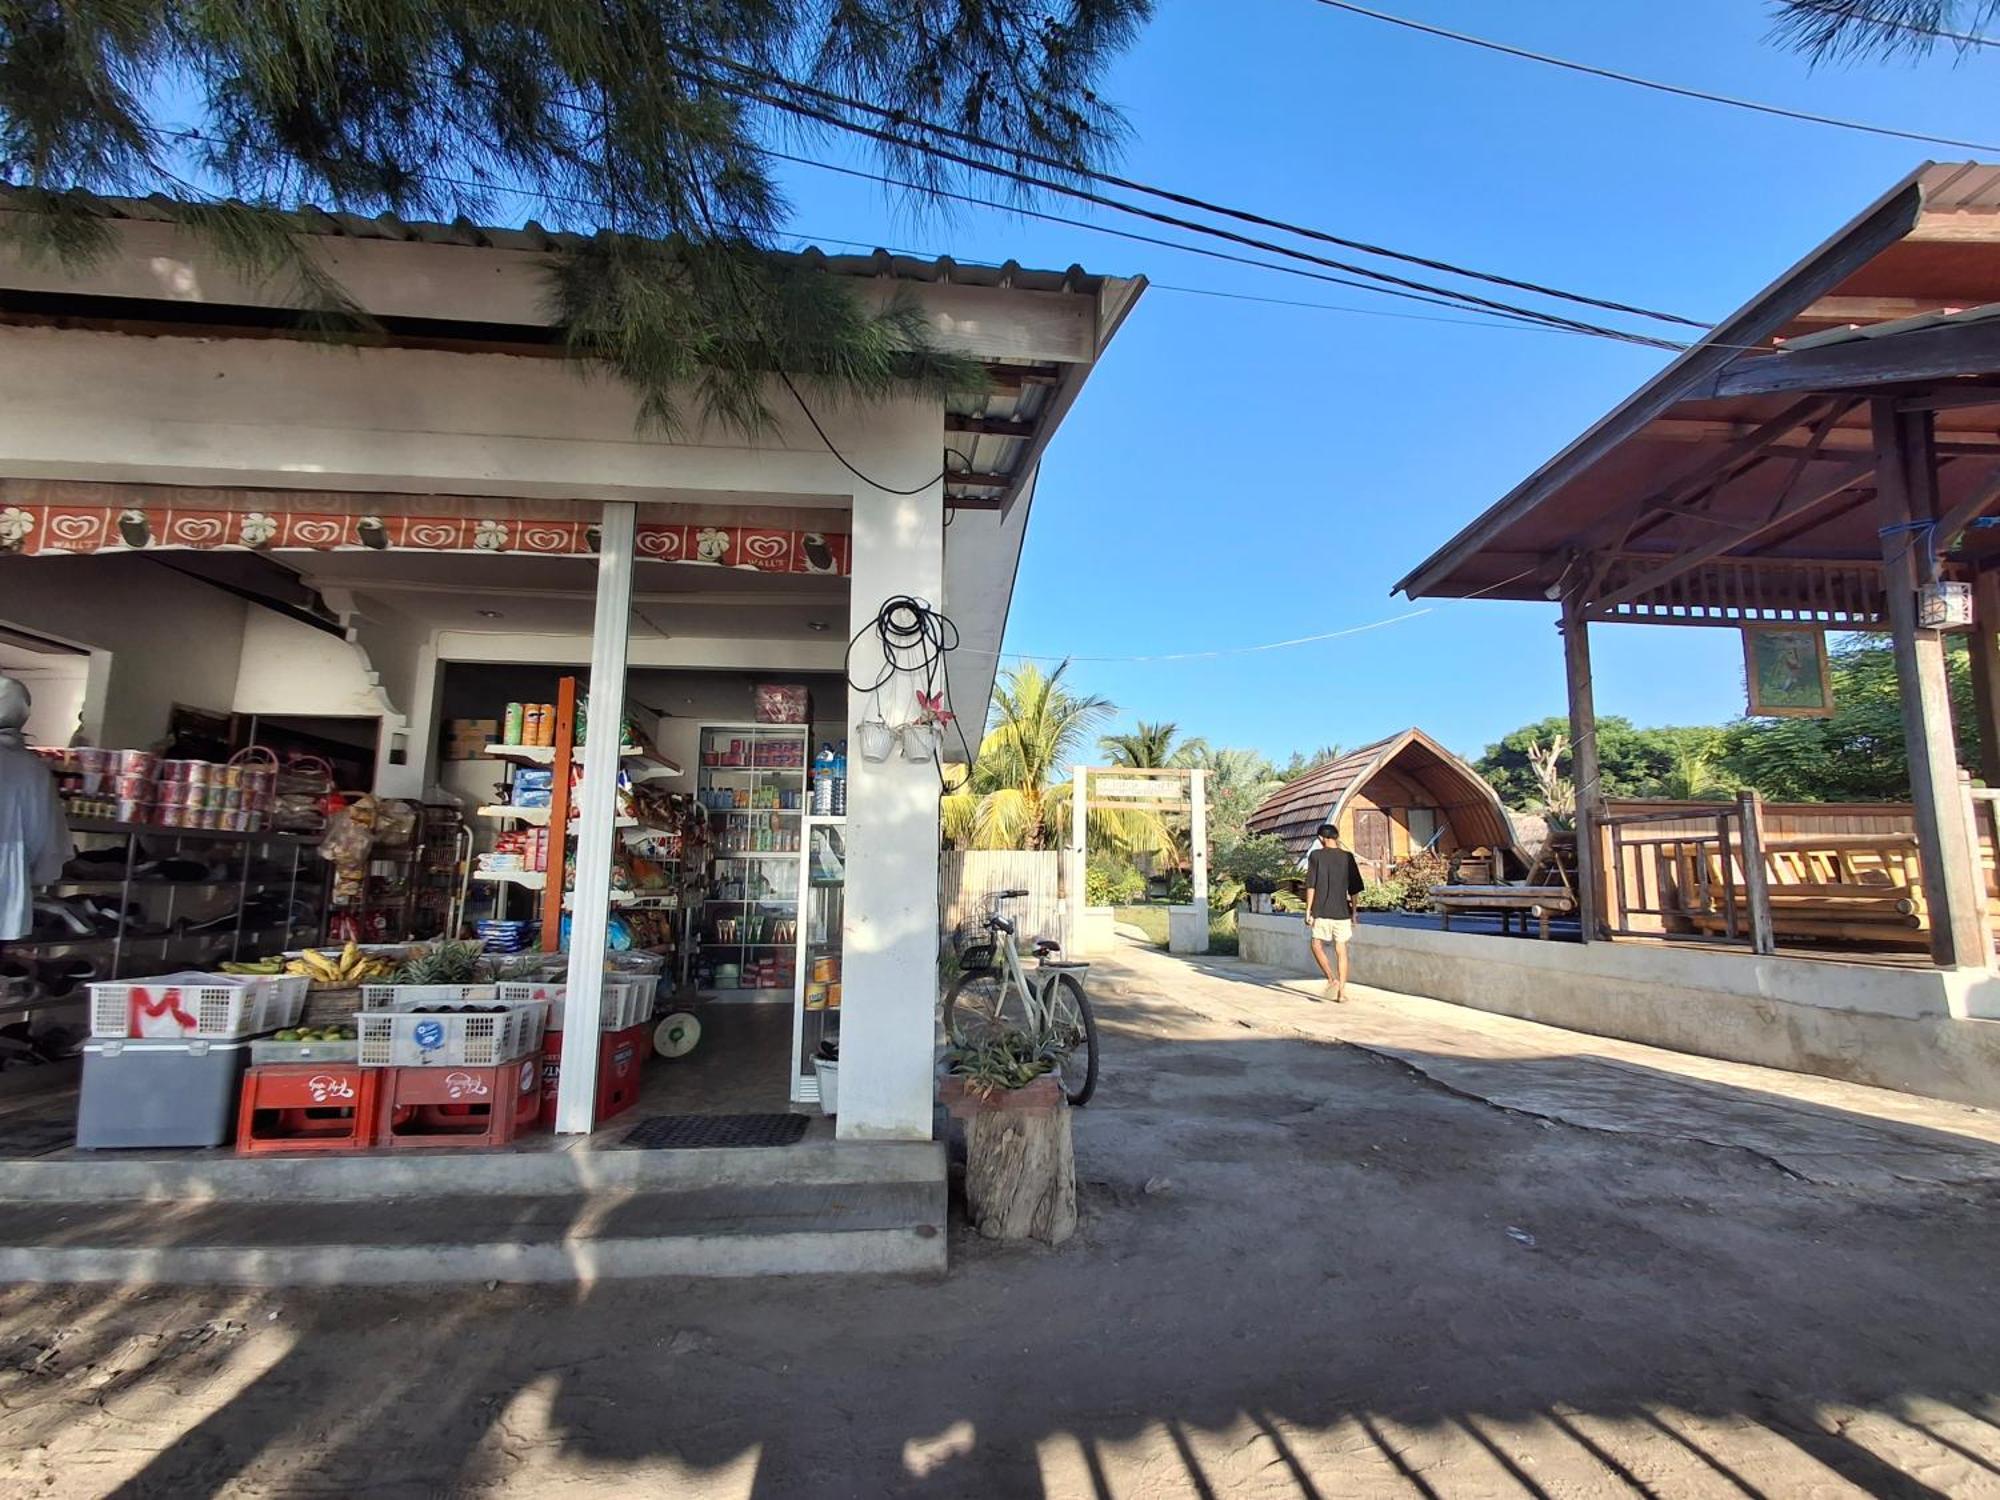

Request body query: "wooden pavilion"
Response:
[1397, 161, 2000, 970]
[1246, 727, 1520, 879]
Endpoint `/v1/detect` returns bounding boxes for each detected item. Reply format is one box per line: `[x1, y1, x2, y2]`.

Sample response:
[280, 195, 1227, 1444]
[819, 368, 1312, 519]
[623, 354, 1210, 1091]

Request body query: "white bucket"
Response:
[813, 1056, 839, 1115]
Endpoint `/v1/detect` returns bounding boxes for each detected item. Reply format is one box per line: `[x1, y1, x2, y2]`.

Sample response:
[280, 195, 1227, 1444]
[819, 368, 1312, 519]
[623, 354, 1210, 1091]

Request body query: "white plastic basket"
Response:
[499, 977, 657, 1032]
[90, 972, 273, 1040]
[355, 997, 547, 1068]
[358, 983, 497, 1008]
[255, 975, 311, 1032]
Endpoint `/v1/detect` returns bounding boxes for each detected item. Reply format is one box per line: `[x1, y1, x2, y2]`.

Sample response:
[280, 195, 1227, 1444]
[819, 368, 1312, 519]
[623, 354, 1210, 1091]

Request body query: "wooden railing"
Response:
[1594, 789, 2000, 966]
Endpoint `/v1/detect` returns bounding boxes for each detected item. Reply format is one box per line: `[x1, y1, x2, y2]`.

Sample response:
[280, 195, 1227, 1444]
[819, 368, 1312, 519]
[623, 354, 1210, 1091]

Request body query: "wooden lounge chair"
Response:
[1429, 844, 1576, 940]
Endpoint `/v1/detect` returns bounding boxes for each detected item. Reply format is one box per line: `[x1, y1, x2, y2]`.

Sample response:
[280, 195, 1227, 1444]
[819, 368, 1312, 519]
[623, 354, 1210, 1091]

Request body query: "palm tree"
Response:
[1656, 733, 1731, 803]
[1100, 720, 1205, 769]
[943, 662, 1116, 851]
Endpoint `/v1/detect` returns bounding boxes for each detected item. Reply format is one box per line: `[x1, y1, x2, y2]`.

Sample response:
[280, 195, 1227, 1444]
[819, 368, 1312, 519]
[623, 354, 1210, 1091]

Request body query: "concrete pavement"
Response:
[1094, 939, 2000, 1189]
[4, 941, 2000, 1495]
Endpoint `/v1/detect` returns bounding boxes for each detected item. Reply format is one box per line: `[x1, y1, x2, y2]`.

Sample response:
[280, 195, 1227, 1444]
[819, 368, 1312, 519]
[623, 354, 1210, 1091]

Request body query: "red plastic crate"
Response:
[538, 1022, 650, 1131]
[236, 1063, 381, 1154]
[377, 1057, 541, 1150]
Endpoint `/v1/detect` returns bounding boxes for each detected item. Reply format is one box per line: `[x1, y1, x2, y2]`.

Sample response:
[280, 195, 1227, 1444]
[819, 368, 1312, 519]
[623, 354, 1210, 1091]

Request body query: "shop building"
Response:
[0, 191, 1141, 1194]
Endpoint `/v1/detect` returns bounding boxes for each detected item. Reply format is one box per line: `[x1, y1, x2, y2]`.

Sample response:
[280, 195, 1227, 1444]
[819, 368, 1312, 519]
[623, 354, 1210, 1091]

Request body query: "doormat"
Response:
[624, 1113, 811, 1149]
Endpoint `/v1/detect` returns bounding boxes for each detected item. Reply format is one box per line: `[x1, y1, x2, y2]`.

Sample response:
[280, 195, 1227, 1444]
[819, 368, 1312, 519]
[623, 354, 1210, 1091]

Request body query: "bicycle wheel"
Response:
[943, 967, 1023, 1047]
[1046, 971, 1100, 1107]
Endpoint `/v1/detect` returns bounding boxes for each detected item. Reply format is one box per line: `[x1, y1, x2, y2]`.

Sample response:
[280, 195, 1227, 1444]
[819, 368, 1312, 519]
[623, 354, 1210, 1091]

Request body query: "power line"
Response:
[764, 149, 1637, 337]
[1309, 0, 2000, 155]
[683, 66, 1688, 347]
[668, 43, 1705, 330]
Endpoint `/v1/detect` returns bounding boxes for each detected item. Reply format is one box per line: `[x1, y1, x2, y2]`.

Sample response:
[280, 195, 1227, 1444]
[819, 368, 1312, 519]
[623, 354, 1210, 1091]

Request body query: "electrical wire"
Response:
[1308, 0, 2000, 155]
[665, 42, 1706, 330]
[684, 72, 1688, 348]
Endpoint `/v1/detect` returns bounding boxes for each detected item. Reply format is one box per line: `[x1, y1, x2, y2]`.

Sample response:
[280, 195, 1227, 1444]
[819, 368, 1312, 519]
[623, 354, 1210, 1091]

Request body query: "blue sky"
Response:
[763, 0, 2000, 765]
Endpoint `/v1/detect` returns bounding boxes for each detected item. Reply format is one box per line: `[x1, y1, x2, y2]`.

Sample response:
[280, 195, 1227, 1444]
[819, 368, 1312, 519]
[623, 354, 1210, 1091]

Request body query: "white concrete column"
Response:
[1070, 764, 1089, 954]
[837, 476, 947, 1141]
[555, 501, 636, 1134]
[1191, 767, 1210, 948]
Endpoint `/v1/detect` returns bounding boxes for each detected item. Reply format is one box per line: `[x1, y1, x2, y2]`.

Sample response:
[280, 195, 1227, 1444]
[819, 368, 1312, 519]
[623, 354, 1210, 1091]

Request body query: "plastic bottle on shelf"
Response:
[812, 741, 836, 815]
[833, 739, 848, 816]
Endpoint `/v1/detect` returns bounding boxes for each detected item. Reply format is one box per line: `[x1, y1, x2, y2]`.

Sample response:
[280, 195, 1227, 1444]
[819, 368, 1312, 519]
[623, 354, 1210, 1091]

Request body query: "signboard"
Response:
[1093, 775, 1188, 803]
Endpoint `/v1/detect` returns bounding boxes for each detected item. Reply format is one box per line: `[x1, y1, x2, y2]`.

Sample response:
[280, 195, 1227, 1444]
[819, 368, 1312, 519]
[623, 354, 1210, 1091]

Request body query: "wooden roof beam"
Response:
[1593, 459, 1877, 613]
[946, 414, 1036, 438]
[1701, 318, 2000, 401]
[1790, 295, 1977, 329]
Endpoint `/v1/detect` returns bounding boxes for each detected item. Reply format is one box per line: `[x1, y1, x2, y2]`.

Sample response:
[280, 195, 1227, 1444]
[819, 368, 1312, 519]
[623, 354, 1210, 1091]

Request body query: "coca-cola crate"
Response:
[496, 976, 657, 1031]
[355, 997, 547, 1068]
[90, 972, 288, 1041]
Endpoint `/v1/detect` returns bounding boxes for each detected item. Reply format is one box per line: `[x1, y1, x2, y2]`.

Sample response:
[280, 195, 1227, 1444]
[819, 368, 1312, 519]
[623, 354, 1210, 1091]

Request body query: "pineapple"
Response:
[393, 940, 484, 986]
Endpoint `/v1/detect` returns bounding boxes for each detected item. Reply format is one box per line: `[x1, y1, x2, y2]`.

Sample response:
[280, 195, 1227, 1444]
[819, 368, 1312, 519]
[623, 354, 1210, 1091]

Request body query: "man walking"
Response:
[1303, 823, 1365, 1002]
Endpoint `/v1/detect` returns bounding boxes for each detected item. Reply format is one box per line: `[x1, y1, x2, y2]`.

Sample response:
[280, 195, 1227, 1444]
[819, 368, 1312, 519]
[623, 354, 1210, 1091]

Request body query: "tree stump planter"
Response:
[940, 1073, 1076, 1245]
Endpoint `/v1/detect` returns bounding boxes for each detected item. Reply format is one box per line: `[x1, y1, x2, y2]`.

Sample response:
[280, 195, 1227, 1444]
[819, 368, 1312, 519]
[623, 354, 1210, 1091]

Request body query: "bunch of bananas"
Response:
[279, 943, 396, 988]
[220, 956, 286, 976]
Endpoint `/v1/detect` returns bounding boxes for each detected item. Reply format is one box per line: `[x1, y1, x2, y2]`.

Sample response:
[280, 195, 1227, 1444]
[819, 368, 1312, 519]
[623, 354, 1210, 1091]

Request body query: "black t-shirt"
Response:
[1306, 845, 1365, 920]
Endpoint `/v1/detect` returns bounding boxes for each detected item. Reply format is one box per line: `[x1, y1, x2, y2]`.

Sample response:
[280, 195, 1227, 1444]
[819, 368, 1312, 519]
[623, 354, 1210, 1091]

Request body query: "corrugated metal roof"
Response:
[1777, 298, 2000, 352]
[0, 185, 1109, 295]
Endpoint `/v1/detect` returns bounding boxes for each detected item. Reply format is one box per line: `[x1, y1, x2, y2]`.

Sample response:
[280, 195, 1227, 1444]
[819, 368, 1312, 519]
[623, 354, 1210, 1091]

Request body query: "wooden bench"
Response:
[1429, 884, 1578, 940]
[1677, 835, 1934, 948]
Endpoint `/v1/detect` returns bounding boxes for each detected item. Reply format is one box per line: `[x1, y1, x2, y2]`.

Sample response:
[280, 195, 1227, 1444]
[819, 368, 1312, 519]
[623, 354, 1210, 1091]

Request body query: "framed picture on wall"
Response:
[1742, 625, 1833, 718]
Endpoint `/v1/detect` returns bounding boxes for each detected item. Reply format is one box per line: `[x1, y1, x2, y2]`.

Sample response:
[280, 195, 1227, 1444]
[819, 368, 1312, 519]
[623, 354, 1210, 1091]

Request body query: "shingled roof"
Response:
[1246, 728, 1519, 861]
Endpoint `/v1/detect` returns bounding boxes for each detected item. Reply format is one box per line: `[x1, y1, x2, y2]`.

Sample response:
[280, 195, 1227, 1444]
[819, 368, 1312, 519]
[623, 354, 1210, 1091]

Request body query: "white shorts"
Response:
[1310, 917, 1354, 945]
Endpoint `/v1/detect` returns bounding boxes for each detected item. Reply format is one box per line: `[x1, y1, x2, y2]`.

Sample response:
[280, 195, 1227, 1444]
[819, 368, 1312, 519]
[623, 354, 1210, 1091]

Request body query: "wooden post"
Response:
[1959, 771, 1997, 972]
[540, 674, 578, 949]
[1971, 567, 2000, 786]
[1561, 594, 1603, 941]
[1738, 790, 1776, 956]
[1874, 400, 1986, 969]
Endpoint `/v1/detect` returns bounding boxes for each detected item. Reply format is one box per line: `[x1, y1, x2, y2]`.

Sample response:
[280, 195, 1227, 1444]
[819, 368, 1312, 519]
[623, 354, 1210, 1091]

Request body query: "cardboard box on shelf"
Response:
[445, 719, 500, 760]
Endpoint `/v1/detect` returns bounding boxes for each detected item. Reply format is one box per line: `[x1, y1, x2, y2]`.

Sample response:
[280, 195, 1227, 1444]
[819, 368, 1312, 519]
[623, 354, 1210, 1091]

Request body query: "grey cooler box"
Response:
[77, 1037, 252, 1149]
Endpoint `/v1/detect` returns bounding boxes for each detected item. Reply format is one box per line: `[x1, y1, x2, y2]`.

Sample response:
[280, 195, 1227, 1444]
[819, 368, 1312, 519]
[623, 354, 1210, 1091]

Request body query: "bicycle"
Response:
[942, 889, 1100, 1106]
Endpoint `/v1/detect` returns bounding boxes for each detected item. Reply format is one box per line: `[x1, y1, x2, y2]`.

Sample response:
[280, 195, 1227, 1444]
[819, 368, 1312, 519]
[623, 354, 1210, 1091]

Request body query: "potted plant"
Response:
[940, 1026, 1077, 1244]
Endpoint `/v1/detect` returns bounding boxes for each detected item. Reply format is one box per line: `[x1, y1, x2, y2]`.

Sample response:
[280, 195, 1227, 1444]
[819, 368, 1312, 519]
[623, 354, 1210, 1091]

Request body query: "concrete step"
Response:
[0, 1175, 948, 1285]
[0, 1138, 943, 1203]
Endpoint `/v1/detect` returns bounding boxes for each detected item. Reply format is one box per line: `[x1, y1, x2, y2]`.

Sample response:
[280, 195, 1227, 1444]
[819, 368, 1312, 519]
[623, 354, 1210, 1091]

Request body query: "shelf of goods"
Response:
[2, 819, 329, 1022]
[468, 681, 696, 967]
[791, 818, 846, 1108]
[693, 724, 809, 1001]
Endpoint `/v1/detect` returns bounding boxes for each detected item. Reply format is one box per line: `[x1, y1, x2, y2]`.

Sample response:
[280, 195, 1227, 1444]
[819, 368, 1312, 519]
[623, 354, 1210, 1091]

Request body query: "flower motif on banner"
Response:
[0, 506, 33, 552]
[473, 519, 510, 552]
[694, 527, 731, 564]
[238, 512, 278, 547]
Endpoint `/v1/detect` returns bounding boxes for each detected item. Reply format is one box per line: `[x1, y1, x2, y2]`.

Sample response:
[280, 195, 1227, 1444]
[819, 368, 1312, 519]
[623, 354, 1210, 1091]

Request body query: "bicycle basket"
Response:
[951, 923, 995, 973]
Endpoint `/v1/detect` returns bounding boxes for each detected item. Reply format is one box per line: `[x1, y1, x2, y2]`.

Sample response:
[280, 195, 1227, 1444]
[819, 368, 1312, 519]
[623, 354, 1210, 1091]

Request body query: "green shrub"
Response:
[1354, 881, 1401, 912]
[1086, 860, 1147, 907]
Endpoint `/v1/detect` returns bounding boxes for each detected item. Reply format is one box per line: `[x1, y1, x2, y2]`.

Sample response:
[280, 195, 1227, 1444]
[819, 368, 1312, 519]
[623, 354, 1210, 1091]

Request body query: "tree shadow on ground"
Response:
[5, 984, 2000, 1496]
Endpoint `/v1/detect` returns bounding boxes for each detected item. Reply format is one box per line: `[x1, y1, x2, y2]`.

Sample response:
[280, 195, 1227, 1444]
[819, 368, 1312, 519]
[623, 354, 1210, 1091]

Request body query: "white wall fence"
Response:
[940, 850, 1068, 952]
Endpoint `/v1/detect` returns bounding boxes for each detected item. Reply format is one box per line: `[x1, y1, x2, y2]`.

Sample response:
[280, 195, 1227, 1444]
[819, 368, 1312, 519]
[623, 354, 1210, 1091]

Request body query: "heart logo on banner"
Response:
[636, 528, 682, 558]
[47, 512, 105, 547]
[519, 526, 572, 553]
[740, 532, 788, 564]
[405, 522, 460, 550]
[288, 517, 344, 548]
[167, 516, 225, 546]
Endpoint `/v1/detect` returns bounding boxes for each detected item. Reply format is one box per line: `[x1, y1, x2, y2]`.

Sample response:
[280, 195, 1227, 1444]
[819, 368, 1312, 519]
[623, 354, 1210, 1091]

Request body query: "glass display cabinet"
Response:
[791, 817, 845, 1106]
